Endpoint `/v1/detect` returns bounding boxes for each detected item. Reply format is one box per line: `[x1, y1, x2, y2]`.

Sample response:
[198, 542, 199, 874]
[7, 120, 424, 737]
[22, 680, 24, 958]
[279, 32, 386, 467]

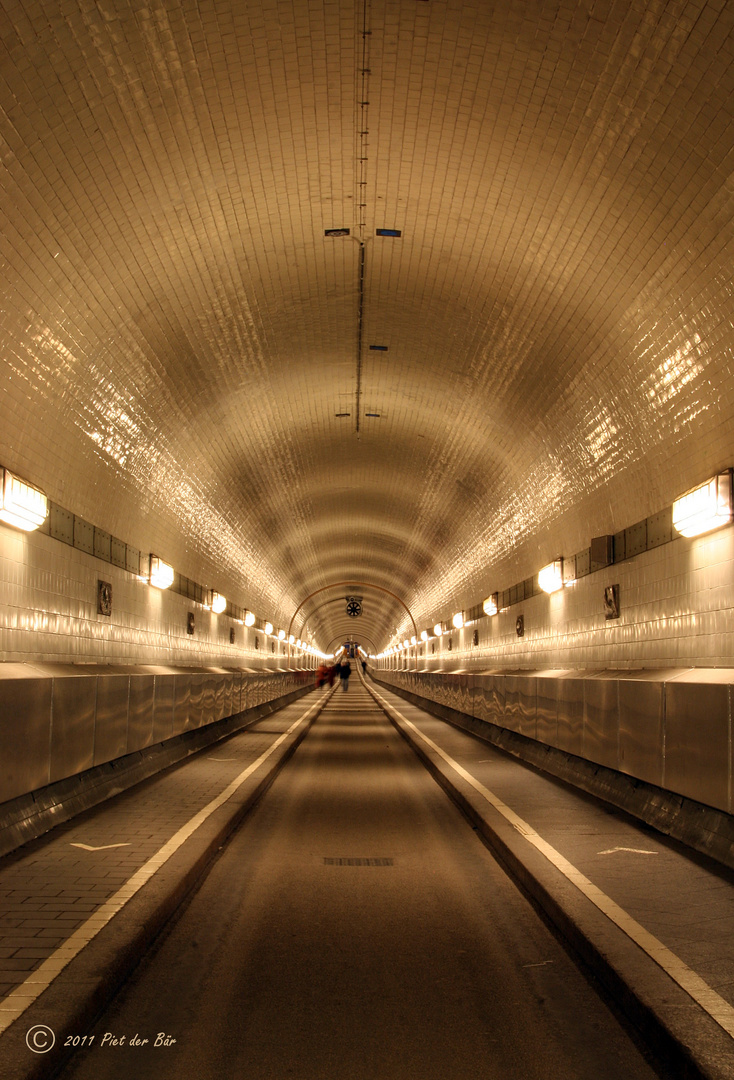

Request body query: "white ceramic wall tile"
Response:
[0, 524, 312, 669]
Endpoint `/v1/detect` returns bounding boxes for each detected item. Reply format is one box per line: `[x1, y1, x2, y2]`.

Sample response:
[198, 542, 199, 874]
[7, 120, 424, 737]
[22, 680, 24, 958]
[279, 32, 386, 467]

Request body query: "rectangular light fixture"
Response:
[482, 593, 498, 616]
[149, 555, 174, 590]
[325, 228, 350, 236]
[369, 345, 388, 351]
[673, 471, 733, 537]
[208, 590, 226, 614]
[0, 468, 48, 531]
[538, 559, 564, 594]
[376, 228, 401, 237]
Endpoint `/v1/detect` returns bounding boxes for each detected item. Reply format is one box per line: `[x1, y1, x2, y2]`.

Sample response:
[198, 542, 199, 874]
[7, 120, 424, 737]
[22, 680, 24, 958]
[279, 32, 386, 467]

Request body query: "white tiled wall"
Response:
[388, 529, 734, 672]
[0, 524, 309, 669]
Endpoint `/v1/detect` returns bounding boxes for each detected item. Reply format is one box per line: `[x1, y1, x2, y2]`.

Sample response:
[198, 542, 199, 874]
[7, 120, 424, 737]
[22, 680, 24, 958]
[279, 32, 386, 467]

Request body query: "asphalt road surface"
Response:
[57, 681, 661, 1080]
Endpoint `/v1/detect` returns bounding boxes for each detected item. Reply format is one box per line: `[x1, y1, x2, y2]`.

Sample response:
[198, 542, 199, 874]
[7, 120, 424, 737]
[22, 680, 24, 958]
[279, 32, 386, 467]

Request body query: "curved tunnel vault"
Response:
[0, 1, 733, 670]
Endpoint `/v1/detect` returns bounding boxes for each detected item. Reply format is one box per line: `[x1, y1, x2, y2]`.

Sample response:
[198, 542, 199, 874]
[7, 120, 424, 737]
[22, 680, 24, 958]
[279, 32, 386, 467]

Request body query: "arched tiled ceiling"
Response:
[1, 0, 733, 651]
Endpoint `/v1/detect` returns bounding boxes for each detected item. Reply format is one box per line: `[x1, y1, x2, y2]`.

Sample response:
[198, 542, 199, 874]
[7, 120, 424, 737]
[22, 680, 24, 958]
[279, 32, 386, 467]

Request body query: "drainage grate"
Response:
[323, 857, 394, 866]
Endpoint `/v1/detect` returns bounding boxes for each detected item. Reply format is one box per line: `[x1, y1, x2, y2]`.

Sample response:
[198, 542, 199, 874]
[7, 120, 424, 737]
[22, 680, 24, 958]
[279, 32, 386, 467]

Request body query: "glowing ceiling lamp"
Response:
[482, 594, 498, 616]
[538, 559, 563, 594]
[208, 590, 226, 614]
[0, 468, 48, 531]
[452, 611, 464, 629]
[264, 621, 274, 635]
[244, 610, 256, 627]
[433, 622, 443, 637]
[149, 555, 174, 590]
[673, 472, 733, 537]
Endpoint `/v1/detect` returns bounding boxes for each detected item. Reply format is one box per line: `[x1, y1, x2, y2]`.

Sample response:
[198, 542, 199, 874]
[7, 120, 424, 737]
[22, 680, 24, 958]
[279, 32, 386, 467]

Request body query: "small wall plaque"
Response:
[604, 584, 620, 620]
[187, 612, 195, 635]
[97, 580, 112, 617]
[516, 615, 525, 637]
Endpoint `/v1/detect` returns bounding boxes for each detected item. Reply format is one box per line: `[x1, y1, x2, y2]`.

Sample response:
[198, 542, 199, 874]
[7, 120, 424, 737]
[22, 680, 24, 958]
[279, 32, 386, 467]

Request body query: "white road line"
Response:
[368, 685, 734, 1040]
[0, 694, 324, 1034]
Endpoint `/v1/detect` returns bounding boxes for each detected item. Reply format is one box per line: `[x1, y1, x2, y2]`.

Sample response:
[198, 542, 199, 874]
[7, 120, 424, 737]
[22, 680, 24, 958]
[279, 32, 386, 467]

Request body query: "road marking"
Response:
[367, 685, 734, 1040]
[70, 843, 131, 852]
[0, 693, 326, 1035]
[598, 847, 658, 856]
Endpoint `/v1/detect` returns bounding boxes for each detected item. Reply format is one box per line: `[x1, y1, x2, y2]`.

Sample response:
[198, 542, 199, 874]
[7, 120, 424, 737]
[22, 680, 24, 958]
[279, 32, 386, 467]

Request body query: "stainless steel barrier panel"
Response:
[618, 676, 665, 787]
[93, 674, 130, 766]
[0, 671, 51, 802]
[535, 674, 559, 748]
[665, 675, 730, 811]
[152, 673, 175, 743]
[516, 676, 538, 740]
[128, 674, 155, 752]
[583, 675, 619, 770]
[504, 676, 522, 733]
[556, 678, 584, 756]
[50, 674, 97, 783]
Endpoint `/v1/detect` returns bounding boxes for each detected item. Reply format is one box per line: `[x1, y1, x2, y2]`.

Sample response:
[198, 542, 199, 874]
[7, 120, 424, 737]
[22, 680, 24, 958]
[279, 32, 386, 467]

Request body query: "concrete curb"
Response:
[366, 679, 734, 1080]
[0, 685, 335, 1080]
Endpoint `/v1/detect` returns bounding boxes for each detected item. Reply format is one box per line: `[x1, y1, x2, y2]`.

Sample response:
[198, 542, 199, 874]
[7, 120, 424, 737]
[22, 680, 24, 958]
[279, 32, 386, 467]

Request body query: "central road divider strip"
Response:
[365, 681, 734, 1042]
[0, 688, 332, 1035]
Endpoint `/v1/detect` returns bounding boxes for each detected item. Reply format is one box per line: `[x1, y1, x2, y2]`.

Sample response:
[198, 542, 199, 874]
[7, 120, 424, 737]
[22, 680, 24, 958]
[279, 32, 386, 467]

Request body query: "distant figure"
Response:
[331, 660, 341, 687]
[315, 661, 329, 689]
[340, 658, 351, 692]
[361, 660, 367, 675]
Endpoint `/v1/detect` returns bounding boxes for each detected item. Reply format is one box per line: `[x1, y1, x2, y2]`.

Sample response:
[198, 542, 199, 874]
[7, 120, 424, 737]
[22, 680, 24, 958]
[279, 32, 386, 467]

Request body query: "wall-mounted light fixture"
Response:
[482, 593, 498, 616]
[420, 629, 429, 642]
[149, 555, 174, 590]
[452, 611, 464, 629]
[264, 621, 274, 635]
[403, 638, 410, 649]
[0, 468, 48, 531]
[538, 559, 563, 594]
[278, 628, 286, 640]
[433, 622, 443, 637]
[673, 471, 733, 537]
[244, 610, 256, 627]
[289, 634, 295, 644]
[208, 590, 226, 614]
[410, 635, 417, 646]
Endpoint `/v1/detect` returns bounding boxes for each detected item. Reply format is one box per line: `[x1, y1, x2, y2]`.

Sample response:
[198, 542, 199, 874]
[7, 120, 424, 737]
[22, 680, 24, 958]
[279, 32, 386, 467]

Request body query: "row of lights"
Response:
[2, 465, 731, 657]
[379, 470, 734, 656]
[0, 467, 330, 658]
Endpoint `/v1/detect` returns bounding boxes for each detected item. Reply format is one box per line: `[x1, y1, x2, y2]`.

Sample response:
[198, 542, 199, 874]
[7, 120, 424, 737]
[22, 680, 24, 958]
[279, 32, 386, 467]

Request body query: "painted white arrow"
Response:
[597, 846, 658, 855]
[70, 843, 131, 851]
